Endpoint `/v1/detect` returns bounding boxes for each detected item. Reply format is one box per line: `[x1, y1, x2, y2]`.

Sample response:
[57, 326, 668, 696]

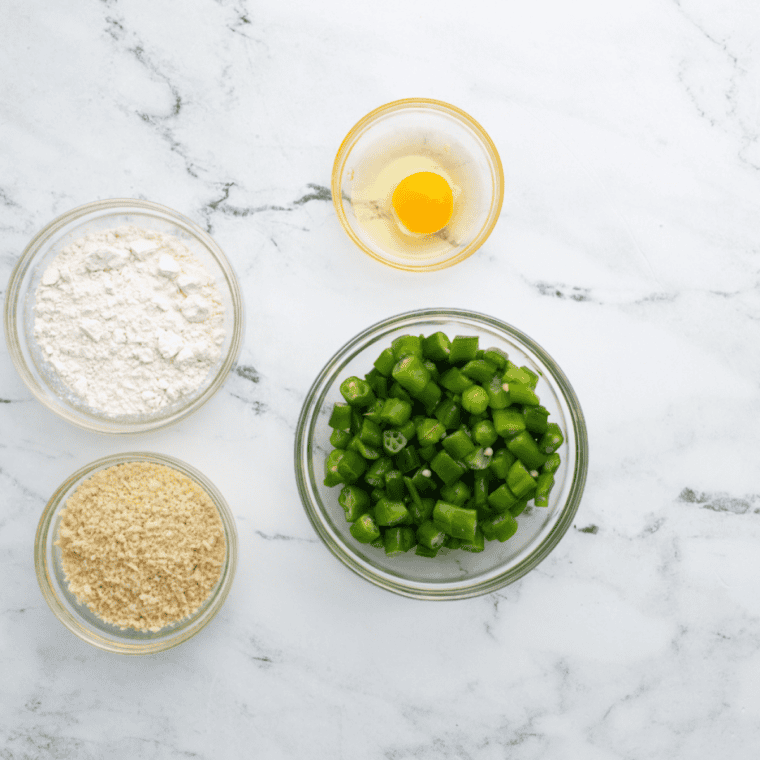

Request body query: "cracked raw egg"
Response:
[391, 171, 454, 235]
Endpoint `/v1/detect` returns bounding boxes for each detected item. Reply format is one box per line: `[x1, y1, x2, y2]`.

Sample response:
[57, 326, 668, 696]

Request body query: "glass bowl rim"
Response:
[331, 98, 505, 272]
[3, 197, 245, 434]
[34, 451, 238, 655]
[294, 307, 588, 600]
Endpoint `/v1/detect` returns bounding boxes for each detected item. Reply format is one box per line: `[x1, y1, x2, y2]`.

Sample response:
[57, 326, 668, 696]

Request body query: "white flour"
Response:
[34, 225, 226, 416]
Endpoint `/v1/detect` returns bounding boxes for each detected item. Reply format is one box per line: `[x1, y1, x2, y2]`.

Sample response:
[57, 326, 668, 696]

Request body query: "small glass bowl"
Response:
[4, 199, 244, 434]
[332, 98, 504, 272]
[35, 452, 238, 655]
[295, 309, 588, 600]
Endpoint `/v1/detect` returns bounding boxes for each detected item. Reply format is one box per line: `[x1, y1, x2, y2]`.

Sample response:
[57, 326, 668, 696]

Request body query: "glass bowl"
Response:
[332, 98, 504, 272]
[35, 452, 238, 655]
[4, 199, 244, 434]
[294, 309, 588, 600]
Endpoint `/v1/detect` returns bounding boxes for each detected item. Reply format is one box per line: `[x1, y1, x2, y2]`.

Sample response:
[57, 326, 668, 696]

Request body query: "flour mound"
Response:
[34, 226, 226, 416]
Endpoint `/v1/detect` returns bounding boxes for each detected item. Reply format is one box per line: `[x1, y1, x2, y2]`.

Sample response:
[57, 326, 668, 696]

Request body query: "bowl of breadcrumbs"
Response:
[35, 452, 237, 654]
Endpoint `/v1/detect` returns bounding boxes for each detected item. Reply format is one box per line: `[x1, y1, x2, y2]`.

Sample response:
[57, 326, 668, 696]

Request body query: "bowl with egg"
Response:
[294, 308, 588, 599]
[35, 452, 238, 654]
[331, 99, 504, 271]
[4, 198, 244, 434]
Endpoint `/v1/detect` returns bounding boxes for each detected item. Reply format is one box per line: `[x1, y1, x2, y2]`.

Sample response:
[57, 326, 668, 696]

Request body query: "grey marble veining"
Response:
[2, 0, 760, 758]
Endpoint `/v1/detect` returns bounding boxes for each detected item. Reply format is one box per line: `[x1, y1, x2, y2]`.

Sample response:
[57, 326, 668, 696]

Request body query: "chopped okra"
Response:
[324, 332, 564, 557]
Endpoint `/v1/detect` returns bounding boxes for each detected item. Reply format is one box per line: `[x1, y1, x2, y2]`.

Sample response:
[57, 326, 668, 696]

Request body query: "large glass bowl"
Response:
[4, 198, 244, 434]
[332, 99, 504, 271]
[295, 309, 588, 599]
[35, 452, 238, 655]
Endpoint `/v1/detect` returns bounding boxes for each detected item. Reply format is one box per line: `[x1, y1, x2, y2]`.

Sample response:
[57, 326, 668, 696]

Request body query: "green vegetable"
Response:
[392, 355, 430, 395]
[508, 382, 540, 406]
[392, 334, 423, 360]
[539, 423, 565, 454]
[440, 367, 473, 393]
[382, 429, 407, 455]
[373, 348, 396, 376]
[359, 418, 382, 448]
[542, 452, 561, 474]
[472, 419, 498, 447]
[506, 459, 537, 499]
[487, 483, 518, 512]
[459, 528, 485, 553]
[415, 380, 442, 412]
[384, 526, 416, 555]
[395, 445, 421, 473]
[380, 397, 412, 427]
[336, 449, 366, 483]
[523, 405, 550, 435]
[340, 376, 375, 407]
[490, 448, 516, 479]
[506, 431, 547, 470]
[483, 347, 508, 371]
[350, 513, 381, 543]
[441, 429, 475, 460]
[534, 472, 555, 507]
[430, 450, 466, 485]
[432, 501, 478, 542]
[440, 480, 471, 507]
[328, 403, 352, 430]
[461, 385, 489, 415]
[481, 513, 518, 542]
[324, 332, 564, 558]
[422, 332, 451, 361]
[330, 428, 352, 449]
[449, 335, 479, 364]
[416, 417, 446, 445]
[461, 359, 497, 384]
[384, 469, 405, 500]
[338, 485, 370, 521]
[485, 375, 510, 409]
[364, 457, 393, 487]
[416, 519, 446, 550]
[374, 498, 409, 526]
[492, 408, 526, 438]
[364, 369, 387, 398]
[434, 398, 461, 429]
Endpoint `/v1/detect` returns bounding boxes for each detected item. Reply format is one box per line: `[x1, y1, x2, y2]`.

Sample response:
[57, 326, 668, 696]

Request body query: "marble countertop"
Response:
[2, 1, 760, 757]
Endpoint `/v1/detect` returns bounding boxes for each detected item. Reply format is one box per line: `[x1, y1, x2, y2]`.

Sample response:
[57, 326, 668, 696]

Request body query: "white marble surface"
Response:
[2, 0, 760, 757]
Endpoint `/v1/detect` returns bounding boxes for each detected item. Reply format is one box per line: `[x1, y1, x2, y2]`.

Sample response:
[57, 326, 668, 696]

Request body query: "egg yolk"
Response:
[391, 171, 454, 235]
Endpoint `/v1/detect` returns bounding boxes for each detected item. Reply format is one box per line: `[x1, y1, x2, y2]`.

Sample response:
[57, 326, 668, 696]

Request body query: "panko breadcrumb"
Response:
[55, 462, 226, 632]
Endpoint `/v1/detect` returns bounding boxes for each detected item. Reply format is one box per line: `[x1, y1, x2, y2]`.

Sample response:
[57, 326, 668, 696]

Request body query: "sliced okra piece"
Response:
[506, 459, 537, 499]
[416, 519, 447, 550]
[392, 354, 431, 395]
[328, 402, 353, 430]
[449, 335, 479, 364]
[338, 485, 371, 521]
[339, 376, 375, 407]
[506, 430, 547, 470]
[384, 526, 416, 556]
[374, 498, 409, 527]
[349, 513, 381, 543]
[538, 423, 564, 454]
[422, 332, 451, 361]
[534, 472, 555, 507]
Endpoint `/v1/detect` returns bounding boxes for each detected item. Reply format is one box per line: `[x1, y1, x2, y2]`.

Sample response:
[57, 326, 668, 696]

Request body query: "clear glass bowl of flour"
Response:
[4, 199, 244, 434]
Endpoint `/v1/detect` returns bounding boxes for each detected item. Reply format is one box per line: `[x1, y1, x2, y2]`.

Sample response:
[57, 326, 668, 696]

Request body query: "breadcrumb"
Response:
[55, 462, 226, 632]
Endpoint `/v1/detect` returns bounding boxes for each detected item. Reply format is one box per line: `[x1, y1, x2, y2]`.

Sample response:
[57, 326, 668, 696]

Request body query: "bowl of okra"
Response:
[294, 308, 588, 600]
